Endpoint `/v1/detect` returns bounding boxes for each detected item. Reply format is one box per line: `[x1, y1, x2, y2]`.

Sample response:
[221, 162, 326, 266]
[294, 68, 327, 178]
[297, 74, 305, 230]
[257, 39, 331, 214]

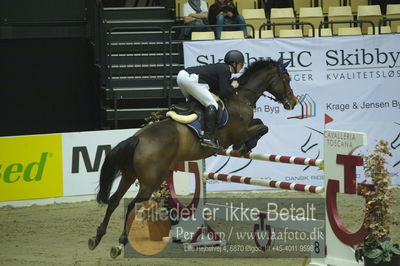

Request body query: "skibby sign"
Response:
[185, 34, 400, 190]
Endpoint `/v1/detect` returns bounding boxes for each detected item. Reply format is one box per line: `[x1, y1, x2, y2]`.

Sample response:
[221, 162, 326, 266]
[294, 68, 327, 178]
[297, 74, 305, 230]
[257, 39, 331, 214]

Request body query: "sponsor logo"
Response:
[325, 48, 400, 68]
[0, 134, 62, 201]
[325, 100, 400, 112]
[288, 94, 316, 119]
[71, 145, 111, 173]
[192, 49, 315, 82]
[325, 48, 400, 80]
[0, 152, 49, 183]
[298, 127, 323, 172]
[195, 51, 312, 69]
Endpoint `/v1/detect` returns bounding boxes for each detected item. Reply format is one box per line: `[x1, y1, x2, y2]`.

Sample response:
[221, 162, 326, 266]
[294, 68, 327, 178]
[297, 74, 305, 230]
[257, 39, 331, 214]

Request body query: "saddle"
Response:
[166, 95, 229, 138]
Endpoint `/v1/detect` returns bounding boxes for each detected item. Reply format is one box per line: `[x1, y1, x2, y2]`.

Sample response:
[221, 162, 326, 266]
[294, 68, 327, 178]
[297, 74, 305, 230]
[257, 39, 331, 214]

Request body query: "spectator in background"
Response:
[180, 0, 209, 40]
[208, 0, 249, 39]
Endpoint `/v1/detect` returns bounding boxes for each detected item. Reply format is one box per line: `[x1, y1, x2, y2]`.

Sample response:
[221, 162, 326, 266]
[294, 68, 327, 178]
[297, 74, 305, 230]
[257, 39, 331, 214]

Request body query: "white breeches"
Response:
[177, 70, 219, 109]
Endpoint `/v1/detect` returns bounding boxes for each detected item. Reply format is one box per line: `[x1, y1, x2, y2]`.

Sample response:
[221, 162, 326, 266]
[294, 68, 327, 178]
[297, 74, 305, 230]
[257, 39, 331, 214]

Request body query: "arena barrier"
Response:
[167, 129, 371, 266]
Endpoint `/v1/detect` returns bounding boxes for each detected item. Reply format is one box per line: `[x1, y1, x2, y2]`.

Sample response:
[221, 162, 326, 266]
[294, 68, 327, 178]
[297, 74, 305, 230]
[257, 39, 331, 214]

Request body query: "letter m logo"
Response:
[71, 145, 111, 173]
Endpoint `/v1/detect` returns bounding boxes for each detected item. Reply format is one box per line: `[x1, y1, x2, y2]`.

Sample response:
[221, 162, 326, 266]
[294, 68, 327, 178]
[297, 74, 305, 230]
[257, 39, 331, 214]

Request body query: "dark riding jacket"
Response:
[185, 63, 235, 98]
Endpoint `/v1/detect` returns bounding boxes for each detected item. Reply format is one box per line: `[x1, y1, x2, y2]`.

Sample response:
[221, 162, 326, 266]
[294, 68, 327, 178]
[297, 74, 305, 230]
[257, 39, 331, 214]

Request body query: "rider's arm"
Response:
[183, 1, 208, 23]
[190, 11, 208, 19]
[217, 66, 236, 98]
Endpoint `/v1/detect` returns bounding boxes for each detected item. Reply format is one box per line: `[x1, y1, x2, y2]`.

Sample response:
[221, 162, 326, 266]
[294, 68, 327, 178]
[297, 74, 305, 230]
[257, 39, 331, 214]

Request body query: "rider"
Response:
[177, 50, 245, 149]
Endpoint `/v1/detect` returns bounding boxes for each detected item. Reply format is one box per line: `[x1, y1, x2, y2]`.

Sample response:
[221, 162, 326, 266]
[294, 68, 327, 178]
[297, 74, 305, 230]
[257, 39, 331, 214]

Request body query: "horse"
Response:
[88, 57, 298, 258]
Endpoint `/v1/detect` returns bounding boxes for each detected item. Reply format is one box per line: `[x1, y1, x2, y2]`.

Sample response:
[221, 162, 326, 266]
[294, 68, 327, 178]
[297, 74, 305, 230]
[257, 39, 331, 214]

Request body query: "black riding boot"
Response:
[201, 105, 221, 149]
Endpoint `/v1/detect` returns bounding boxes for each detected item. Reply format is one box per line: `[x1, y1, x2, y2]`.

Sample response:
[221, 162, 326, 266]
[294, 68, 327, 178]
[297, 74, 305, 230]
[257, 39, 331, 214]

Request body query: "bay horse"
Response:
[88, 57, 297, 257]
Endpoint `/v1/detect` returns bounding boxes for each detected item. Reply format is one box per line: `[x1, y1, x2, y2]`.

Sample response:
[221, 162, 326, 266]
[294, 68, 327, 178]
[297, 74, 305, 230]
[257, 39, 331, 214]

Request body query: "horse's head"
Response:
[268, 57, 297, 110]
[237, 58, 297, 110]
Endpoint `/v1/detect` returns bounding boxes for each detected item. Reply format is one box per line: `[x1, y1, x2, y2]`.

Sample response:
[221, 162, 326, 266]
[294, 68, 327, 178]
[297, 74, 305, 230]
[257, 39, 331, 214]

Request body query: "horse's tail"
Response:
[96, 135, 139, 204]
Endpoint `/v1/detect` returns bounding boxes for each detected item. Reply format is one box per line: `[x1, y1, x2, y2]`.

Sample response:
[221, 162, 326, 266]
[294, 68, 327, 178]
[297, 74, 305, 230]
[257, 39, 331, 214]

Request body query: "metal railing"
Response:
[106, 26, 167, 127]
[94, 0, 107, 79]
[379, 17, 400, 33]
[259, 21, 315, 37]
[320, 19, 375, 35]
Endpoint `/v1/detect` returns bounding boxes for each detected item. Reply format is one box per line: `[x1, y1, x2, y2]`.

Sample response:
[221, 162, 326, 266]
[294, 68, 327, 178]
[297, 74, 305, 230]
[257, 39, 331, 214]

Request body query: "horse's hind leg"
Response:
[88, 170, 136, 250]
[110, 170, 166, 258]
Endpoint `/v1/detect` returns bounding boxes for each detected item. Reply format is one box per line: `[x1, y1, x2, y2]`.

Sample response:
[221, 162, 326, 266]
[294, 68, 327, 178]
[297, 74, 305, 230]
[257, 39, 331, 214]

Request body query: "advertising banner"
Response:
[0, 134, 63, 201]
[62, 129, 138, 197]
[183, 34, 400, 191]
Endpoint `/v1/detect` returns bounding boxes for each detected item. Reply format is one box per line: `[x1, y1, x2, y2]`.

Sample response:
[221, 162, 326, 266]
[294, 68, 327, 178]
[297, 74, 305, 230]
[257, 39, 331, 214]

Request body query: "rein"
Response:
[234, 58, 292, 108]
[266, 95, 279, 102]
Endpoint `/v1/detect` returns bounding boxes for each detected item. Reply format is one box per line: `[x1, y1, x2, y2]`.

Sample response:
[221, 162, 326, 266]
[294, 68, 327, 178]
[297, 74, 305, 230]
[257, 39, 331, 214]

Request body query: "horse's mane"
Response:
[238, 59, 278, 85]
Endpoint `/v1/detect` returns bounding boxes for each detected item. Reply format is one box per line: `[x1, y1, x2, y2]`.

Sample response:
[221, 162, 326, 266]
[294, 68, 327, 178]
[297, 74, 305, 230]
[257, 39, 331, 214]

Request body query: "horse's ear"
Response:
[277, 56, 290, 72]
[282, 60, 290, 69]
[277, 56, 283, 65]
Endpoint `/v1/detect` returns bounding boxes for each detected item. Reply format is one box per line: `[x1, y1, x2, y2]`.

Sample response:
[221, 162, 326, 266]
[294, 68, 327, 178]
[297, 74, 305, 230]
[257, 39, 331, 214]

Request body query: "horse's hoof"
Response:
[88, 237, 98, 250]
[110, 245, 122, 259]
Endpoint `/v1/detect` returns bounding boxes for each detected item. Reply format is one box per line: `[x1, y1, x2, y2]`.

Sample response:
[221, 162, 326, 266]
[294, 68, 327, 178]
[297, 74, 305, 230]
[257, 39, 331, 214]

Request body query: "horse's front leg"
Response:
[233, 119, 268, 155]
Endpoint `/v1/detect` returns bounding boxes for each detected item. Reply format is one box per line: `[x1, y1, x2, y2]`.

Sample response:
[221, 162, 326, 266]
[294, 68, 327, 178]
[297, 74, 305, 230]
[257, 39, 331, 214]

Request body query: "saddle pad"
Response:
[187, 107, 229, 138]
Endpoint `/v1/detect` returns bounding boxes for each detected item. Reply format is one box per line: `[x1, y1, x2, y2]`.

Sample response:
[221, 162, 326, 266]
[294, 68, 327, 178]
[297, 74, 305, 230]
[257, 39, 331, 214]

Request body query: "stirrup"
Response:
[201, 138, 222, 150]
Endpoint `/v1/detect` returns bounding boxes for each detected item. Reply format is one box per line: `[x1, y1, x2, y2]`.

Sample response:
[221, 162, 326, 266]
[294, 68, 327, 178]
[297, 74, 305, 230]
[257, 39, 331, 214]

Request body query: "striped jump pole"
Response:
[217, 149, 324, 168]
[205, 172, 324, 193]
[170, 129, 368, 265]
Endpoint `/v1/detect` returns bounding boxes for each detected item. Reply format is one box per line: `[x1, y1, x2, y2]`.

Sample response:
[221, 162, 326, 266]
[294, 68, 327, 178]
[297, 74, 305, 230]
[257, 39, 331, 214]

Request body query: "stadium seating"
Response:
[279, 29, 303, 37]
[191, 31, 215, 40]
[221, 30, 245, 39]
[308, 28, 333, 37]
[318, 0, 342, 15]
[357, 5, 382, 34]
[293, 0, 312, 16]
[259, 30, 274, 38]
[348, 0, 369, 14]
[235, 0, 257, 14]
[367, 26, 391, 34]
[242, 8, 267, 36]
[270, 8, 296, 32]
[338, 26, 362, 35]
[299, 7, 324, 36]
[386, 4, 400, 33]
[328, 6, 353, 35]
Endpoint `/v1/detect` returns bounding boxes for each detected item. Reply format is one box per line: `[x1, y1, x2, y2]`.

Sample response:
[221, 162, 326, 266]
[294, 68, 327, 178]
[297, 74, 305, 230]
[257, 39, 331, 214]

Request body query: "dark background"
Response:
[1, 0, 399, 137]
[0, 0, 100, 137]
[0, 39, 99, 136]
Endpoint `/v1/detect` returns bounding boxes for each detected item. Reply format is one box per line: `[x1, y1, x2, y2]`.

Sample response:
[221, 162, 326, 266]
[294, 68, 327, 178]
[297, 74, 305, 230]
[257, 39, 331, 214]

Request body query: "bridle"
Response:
[234, 57, 294, 109]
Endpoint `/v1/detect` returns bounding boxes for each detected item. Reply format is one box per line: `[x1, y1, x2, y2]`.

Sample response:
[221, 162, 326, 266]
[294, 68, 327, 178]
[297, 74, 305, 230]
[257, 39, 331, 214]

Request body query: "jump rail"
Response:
[217, 149, 324, 167]
[205, 172, 324, 193]
[170, 129, 369, 266]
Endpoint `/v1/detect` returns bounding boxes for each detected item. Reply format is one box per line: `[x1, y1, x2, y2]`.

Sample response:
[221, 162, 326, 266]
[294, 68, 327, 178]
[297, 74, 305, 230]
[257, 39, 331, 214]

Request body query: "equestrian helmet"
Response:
[224, 50, 245, 65]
